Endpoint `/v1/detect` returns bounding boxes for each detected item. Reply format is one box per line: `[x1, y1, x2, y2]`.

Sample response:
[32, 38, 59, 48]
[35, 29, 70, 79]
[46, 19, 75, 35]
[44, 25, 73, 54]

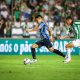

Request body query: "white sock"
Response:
[66, 48, 71, 59]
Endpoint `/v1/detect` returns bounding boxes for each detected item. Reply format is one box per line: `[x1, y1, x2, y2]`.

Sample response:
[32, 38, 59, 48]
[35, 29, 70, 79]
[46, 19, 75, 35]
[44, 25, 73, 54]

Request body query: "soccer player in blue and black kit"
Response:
[27, 15, 65, 63]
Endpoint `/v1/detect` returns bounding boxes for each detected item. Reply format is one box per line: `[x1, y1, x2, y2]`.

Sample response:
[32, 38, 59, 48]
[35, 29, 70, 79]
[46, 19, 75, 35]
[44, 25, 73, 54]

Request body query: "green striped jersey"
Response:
[68, 20, 80, 39]
[73, 20, 80, 39]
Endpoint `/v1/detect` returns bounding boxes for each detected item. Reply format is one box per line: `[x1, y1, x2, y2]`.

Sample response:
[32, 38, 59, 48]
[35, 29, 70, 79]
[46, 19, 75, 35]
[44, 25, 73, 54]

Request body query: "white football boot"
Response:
[63, 56, 71, 63]
[30, 59, 37, 63]
[63, 48, 71, 63]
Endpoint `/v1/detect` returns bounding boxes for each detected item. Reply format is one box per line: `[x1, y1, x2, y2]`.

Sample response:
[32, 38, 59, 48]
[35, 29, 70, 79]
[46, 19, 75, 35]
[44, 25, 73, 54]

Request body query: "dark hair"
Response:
[16, 18, 20, 22]
[66, 16, 72, 20]
[35, 15, 43, 19]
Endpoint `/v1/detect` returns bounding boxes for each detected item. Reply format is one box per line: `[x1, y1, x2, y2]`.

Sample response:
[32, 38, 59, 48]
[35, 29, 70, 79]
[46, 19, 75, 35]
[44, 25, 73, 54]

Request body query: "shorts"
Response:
[72, 39, 80, 47]
[35, 38, 52, 48]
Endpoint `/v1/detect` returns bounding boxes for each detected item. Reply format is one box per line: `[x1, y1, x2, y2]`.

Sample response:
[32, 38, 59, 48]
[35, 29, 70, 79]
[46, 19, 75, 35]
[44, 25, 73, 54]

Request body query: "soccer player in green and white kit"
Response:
[60, 16, 80, 63]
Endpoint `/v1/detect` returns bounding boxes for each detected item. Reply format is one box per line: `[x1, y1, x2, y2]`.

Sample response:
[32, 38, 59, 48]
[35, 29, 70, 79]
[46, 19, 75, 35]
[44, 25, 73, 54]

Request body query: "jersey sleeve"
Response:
[39, 22, 49, 29]
[68, 25, 77, 38]
[38, 22, 44, 29]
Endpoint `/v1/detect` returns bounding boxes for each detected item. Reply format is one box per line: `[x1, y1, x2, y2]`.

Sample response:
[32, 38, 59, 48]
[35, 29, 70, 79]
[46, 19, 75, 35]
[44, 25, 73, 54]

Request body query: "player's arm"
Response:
[60, 32, 71, 39]
[48, 28, 53, 37]
[26, 26, 39, 32]
[48, 28, 55, 42]
[60, 35, 69, 39]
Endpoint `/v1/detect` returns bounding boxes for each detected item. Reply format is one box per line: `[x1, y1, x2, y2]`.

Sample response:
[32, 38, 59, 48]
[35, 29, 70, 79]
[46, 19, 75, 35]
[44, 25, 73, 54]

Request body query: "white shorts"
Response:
[72, 39, 80, 47]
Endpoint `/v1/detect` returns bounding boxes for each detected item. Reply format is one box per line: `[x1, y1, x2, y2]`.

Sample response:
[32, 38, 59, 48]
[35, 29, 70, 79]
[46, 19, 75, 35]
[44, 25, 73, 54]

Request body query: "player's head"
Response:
[35, 15, 43, 23]
[66, 16, 73, 25]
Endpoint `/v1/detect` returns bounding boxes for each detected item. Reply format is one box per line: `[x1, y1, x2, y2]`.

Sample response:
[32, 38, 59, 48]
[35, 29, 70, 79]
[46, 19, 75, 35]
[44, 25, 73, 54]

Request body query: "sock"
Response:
[66, 48, 71, 59]
[53, 49, 65, 57]
[31, 47, 36, 59]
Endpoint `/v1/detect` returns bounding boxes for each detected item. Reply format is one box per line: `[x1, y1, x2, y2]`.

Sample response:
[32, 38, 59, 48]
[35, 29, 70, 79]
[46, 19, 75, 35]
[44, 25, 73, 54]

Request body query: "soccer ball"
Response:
[24, 58, 30, 64]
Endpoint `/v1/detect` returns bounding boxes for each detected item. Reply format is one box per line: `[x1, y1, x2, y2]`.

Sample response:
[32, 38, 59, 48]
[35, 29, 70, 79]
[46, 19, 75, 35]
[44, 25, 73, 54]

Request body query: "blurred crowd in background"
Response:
[0, 0, 80, 38]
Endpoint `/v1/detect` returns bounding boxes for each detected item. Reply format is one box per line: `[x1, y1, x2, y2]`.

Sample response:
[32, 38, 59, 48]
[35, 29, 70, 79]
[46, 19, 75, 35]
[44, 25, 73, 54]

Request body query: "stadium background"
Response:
[0, 0, 80, 55]
[0, 0, 80, 38]
[0, 1, 80, 80]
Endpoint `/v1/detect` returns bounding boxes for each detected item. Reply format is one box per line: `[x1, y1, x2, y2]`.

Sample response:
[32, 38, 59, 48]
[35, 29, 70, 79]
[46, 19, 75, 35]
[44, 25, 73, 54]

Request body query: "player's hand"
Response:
[26, 29, 31, 32]
[60, 36, 65, 39]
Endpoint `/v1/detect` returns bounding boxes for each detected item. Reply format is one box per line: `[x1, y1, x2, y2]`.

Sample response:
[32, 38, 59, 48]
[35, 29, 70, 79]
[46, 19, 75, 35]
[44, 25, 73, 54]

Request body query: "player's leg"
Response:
[31, 43, 39, 59]
[30, 43, 38, 63]
[44, 38, 65, 57]
[48, 47, 65, 57]
[64, 42, 74, 62]
[63, 41, 75, 63]
[30, 40, 44, 63]
[64, 39, 80, 63]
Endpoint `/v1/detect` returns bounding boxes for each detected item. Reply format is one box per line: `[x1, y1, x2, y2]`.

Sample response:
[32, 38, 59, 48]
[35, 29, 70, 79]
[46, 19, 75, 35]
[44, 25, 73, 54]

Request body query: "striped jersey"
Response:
[69, 20, 80, 39]
[38, 22, 49, 39]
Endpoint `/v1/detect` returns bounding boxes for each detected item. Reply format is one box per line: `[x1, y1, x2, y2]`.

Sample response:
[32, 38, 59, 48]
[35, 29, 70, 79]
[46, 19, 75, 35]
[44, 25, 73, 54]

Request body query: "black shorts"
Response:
[35, 38, 52, 48]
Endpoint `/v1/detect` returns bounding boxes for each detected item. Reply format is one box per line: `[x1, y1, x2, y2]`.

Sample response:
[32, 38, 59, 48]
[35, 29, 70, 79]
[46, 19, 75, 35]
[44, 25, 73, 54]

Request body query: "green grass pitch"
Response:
[0, 55, 80, 80]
